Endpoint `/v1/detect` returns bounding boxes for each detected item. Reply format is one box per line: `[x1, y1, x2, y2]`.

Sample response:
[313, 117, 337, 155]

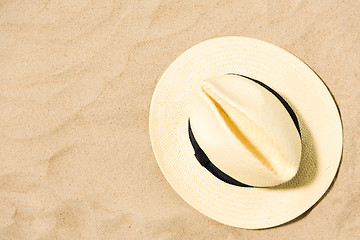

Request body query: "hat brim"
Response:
[149, 37, 343, 229]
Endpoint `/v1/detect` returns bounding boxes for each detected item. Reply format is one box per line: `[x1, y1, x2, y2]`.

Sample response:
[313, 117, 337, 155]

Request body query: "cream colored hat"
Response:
[149, 37, 343, 229]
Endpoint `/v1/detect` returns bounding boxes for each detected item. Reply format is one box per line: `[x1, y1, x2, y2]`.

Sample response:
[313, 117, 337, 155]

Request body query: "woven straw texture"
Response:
[149, 37, 343, 229]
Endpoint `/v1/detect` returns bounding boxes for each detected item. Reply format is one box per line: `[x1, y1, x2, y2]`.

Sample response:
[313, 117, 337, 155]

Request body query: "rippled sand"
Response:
[0, 1, 359, 239]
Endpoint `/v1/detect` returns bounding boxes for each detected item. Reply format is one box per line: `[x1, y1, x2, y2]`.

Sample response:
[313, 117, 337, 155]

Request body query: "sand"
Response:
[0, 0, 359, 239]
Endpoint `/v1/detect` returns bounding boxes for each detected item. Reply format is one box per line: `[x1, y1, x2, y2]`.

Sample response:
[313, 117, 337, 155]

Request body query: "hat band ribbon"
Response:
[188, 74, 301, 187]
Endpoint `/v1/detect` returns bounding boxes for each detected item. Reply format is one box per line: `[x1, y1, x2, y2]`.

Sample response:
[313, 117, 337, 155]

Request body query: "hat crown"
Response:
[190, 74, 302, 187]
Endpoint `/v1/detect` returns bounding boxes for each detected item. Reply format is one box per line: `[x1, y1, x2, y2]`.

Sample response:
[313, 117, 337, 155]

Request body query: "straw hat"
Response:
[149, 37, 343, 229]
